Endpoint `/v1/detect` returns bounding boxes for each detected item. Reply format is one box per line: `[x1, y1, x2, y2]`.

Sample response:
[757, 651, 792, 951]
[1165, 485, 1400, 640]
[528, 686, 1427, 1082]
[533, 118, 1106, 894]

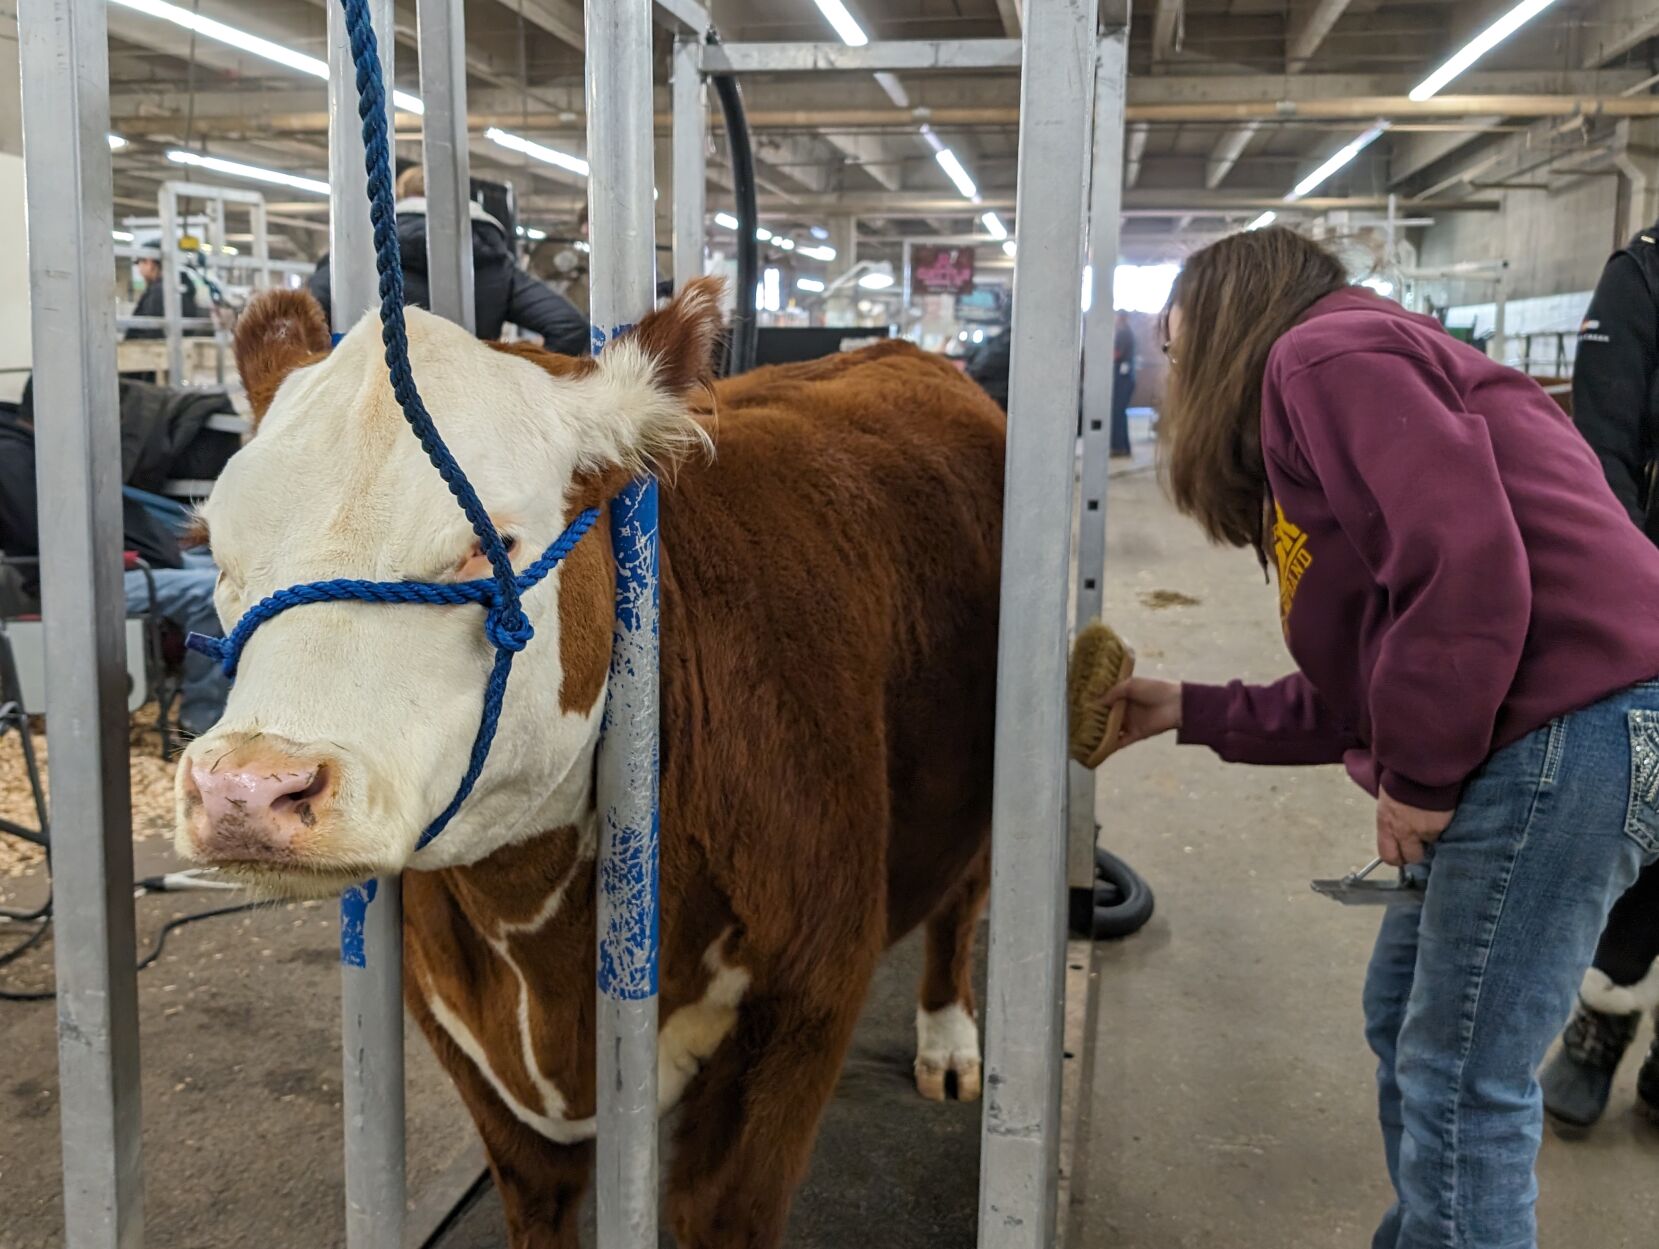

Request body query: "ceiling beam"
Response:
[1125, 124, 1149, 188]
[506, 0, 584, 51]
[993, 0, 1022, 38]
[1287, 0, 1356, 71]
[1153, 0, 1184, 63]
[1582, 0, 1659, 67]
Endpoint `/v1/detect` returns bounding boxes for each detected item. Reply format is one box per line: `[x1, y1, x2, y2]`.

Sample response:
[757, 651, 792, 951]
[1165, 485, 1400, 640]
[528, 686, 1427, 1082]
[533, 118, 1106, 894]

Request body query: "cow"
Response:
[175, 279, 1004, 1248]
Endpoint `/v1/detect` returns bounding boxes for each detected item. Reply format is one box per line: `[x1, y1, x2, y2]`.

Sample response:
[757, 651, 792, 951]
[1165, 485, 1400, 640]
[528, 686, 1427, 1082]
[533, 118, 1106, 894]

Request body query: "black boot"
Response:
[1540, 999, 1641, 1129]
[1637, 1024, 1659, 1122]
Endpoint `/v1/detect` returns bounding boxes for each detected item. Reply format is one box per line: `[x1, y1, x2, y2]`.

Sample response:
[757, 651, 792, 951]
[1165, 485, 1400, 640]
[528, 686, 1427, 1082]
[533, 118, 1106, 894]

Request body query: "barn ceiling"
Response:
[70, 0, 1659, 265]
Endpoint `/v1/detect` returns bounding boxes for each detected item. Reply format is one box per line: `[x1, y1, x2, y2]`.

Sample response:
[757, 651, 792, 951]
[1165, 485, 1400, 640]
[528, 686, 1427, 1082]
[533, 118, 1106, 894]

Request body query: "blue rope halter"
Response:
[189, 0, 600, 854]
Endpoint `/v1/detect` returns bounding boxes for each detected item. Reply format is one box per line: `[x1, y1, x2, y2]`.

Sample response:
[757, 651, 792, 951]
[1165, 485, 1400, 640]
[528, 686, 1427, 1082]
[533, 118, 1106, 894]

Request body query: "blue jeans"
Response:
[1363, 682, 1659, 1249]
[124, 550, 227, 737]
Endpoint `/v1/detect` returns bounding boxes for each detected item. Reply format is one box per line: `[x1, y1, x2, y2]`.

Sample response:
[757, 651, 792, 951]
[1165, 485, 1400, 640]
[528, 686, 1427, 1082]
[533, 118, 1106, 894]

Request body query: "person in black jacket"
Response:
[125, 252, 200, 341]
[308, 166, 589, 354]
[1538, 229, 1659, 1128]
[0, 403, 229, 737]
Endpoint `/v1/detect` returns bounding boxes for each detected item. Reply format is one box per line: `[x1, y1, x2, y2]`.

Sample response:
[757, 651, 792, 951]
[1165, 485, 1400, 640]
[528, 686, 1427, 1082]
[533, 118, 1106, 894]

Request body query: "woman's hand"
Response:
[1376, 789, 1454, 867]
[1102, 678, 1183, 752]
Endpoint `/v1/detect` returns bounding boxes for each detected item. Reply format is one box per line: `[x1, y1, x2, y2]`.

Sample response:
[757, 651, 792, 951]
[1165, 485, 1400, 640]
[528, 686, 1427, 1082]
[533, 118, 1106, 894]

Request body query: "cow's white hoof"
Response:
[915, 1003, 981, 1102]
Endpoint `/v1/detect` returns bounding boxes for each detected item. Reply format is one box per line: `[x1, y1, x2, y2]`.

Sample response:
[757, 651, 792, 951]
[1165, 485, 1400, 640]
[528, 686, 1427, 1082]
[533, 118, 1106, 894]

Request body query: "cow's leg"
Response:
[915, 845, 989, 1102]
[667, 985, 870, 1249]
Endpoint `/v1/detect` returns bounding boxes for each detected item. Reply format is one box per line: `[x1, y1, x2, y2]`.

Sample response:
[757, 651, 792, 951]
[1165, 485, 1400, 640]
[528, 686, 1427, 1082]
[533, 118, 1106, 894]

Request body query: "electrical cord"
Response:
[0, 882, 262, 1003]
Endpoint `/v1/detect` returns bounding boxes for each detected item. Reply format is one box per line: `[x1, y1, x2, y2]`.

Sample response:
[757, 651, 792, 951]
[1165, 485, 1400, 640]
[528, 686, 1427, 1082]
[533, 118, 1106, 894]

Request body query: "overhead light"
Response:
[812, 0, 868, 47]
[755, 226, 773, 241]
[110, 0, 424, 114]
[166, 149, 329, 196]
[1002, 240, 1017, 258]
[797, 277, 827, 293]
[1360, 276, 1396, 298]
[1081, 263, 1093, 313]
[108, 134, 128, 150]
[918, 124, 947, 155]
[1285, 122, 1389, 201]
[797, 244, 837, 261]
[518, 226, 547, 241]
[980, 211, 1008, 240]
[858, 271, 894, 290]
[809, 225, 831, 240]
[776, 237, 796, 251]
[934, 148, 979, 200]
[1410, 0, 1557, 102]
[714, 211, 740, 230]
[484, 127, 589, 178]
[112, 230, 135, 243]
[1245, 210, 1277, 231]
[972, 328, 984, 344]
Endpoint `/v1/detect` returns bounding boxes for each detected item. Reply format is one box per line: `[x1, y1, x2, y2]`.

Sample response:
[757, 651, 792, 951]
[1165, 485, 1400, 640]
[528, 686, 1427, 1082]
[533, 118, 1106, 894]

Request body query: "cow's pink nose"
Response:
[183, 754, 335, 861]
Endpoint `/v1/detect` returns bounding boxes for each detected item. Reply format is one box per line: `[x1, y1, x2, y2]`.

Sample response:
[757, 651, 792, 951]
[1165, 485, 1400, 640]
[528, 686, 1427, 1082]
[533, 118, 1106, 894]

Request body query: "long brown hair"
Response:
[1161, 226, 1348, 548]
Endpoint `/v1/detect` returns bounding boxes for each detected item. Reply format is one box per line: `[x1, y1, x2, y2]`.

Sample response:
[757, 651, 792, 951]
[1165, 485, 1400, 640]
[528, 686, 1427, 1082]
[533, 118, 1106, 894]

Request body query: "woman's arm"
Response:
[1278, 350, 1532, 810]
[1177, 672, 1359, 765]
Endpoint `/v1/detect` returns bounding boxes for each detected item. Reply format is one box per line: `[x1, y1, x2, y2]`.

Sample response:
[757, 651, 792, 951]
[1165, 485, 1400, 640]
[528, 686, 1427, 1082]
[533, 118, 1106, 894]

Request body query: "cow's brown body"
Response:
[400, 340, 1004, 1247]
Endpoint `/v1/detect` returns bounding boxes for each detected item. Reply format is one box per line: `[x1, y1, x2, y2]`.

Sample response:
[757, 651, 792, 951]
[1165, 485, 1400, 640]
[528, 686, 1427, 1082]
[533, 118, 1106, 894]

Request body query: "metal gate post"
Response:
[158, 186, 184, 384]
[19, 1, 143, 1244]
[978, 0, 1100, 1243]
[417, 0, 475, 333]
[1067, 26, 1129, 904]
[328, 2, 407, 1246]
[587, 1, 662, 1246]
[671, 36, 707, 291]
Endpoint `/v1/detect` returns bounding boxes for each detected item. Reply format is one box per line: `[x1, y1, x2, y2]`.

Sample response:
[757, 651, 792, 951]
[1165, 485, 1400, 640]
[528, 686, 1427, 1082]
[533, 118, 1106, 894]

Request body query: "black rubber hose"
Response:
[711, 69, 758, 376]
[1092, 846, 1155, 940]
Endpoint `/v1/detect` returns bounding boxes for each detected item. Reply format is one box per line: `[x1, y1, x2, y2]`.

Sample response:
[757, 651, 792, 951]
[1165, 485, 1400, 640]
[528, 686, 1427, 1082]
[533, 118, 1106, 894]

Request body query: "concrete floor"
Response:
[1081, 468, 1659, 1249]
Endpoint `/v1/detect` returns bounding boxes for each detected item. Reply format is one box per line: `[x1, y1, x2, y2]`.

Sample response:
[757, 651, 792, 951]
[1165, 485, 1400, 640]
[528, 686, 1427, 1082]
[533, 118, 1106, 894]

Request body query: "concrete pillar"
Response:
[828, 215, 858, 270]
[1615, 119, 1659, 243]
[0, 10, 32, 383]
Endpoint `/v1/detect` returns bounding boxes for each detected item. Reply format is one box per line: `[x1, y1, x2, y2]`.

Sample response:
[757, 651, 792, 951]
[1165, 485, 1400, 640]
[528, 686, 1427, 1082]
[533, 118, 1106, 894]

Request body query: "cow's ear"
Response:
[234, 290, 332, 429]
[616, 276, 725, 397]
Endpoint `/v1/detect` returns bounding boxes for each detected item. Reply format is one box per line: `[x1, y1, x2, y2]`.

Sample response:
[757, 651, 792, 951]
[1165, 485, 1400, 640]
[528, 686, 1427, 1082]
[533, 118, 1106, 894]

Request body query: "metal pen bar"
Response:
[417, 0, 475, 333]
[671, 37, 707, 291]
[697, 39, 1024, 75]
[19, 0, 144, 1244]
[651, 0, 710, 36]
[1067, 29, 1129, 900]
[159, 187, 185, 384]
[587, 0, 661, 1245]
[329, 1, 408, 1246]
[978, 0, 1100, 1244]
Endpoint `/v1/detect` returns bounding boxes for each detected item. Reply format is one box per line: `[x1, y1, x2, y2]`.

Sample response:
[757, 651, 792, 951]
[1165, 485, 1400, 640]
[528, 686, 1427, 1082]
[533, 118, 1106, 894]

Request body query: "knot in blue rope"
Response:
[484, 604, 534, 653]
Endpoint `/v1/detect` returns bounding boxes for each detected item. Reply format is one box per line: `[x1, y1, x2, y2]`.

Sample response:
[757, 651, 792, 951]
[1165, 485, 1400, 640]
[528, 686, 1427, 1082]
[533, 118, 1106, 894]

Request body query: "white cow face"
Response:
[174, 281, 719, 898]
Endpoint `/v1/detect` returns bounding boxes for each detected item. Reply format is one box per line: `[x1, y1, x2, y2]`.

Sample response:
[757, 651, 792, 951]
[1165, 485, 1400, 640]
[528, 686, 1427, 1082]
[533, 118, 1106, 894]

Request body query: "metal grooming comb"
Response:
[1310, 857, 1426, 907]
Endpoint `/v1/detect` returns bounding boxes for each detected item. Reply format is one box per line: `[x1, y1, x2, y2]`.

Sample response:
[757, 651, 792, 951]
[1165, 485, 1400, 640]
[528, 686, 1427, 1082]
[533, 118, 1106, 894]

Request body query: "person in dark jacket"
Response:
[307, 166, 589, 354]
[1534, 228, 1659, 1129]
[0, 403, 229, 736]
[125, 252, 200, 341]
[1110, 312, 1136, 457]
[964, 325, 1011, 411]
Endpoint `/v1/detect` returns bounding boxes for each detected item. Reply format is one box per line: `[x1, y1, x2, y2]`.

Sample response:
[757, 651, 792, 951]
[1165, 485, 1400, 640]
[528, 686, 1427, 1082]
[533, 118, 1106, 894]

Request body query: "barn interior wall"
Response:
[1415, 177, 1623, 305]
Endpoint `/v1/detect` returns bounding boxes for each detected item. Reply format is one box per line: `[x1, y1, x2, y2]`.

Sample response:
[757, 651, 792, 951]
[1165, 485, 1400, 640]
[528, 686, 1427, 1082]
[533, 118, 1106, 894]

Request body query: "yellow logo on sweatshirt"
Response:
[1273, 501, 1312, 626]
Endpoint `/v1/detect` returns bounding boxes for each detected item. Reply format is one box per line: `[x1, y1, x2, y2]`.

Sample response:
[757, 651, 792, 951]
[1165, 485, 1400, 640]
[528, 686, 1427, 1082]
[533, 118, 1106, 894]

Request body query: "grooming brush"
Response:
[1068, 620, 1136, 769]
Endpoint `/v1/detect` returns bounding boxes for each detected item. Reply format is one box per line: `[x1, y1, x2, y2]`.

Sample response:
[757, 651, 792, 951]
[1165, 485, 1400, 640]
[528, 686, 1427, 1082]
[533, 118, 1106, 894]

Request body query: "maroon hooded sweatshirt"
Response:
[1178, 287, 1659, 810]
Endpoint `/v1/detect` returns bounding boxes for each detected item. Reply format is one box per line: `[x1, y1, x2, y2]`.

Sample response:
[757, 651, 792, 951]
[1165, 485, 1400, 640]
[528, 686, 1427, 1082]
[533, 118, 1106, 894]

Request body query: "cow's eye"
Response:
[501, 534, 518, 556]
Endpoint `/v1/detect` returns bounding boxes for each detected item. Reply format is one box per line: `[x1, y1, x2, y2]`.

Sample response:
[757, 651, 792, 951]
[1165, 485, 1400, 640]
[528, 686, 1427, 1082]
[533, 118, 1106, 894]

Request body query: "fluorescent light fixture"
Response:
[166, 149, 329, 196]
[971, 328, 984, 344]
[918, 124, 947, 155]
[980, 211, 1008, 240]
[1410, 0, 1557, 102]
[1002, 240, 1017, 258]
[112, 230, 135, 243]
[797, 277, 827, 293]
[1285, 122, 1389, 202]
[1081, 263, 1094, 313]
[755, 226, 773, 241]
[812, 0, 868, 47]
[524, 226, 547, 241]
[108, 134, 129, 150]
[110, 0, 423, 113]
[858, 271, 894, 290]
[797, 244, 837, 261]
[714, 211, 740, 230]
[484, 127, 589, 177]
[934, 148, 979, 200]
[776, 237, 796, 251]
[1245, 210, 1278, 231]
[809, 225, 831, 240]
[762, 267, 782, 313]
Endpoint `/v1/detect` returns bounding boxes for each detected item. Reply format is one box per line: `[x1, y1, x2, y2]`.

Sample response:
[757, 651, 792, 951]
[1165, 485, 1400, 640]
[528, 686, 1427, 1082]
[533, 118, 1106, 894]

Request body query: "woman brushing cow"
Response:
[1101, 226, 1659, 1249]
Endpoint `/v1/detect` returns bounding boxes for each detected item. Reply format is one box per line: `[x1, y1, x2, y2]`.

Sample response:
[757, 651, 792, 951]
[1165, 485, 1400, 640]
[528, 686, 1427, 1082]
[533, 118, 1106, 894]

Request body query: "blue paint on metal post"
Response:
[596, 472, 661, 1000]
[340, 878, 379, 967]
